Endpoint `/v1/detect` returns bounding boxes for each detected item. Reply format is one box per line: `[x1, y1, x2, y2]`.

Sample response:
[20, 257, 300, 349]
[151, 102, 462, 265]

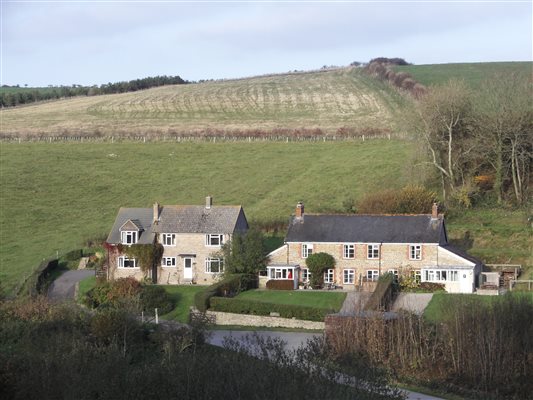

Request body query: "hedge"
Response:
[194, 274, 257, 312]
[209, 297, 333, 322]
[364, 273, 394, 311]
[18, 258, 60, 297]
[266, 279, 294, 290]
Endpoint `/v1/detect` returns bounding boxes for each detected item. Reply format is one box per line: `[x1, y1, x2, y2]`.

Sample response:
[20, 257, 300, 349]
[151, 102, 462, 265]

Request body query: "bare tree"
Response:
[476, 73, 532, 204]
[413, 79, 476, 201]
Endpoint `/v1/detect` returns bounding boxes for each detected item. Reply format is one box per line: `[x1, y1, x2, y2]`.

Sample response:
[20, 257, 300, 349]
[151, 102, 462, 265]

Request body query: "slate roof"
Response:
[107, 208, 155, 245]
[106, 205, 247, 244]
[152, 205, 245, 234]
[285, 214, 445, 244]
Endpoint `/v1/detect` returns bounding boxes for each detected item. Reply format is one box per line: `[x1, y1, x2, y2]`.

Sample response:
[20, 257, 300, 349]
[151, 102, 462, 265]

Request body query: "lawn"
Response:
[161, 285, 206, 323]
[77, 275, 96, 301]
[0, 140, 412, 296]
[235, 289, 346, 312]
[424, 292, 533, 323]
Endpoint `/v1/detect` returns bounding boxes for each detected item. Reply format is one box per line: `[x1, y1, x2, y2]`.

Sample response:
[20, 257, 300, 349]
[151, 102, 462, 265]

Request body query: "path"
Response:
[391, 293, 434, 314]
[338, 291, 371, 315]
[47, 270, 94, 301]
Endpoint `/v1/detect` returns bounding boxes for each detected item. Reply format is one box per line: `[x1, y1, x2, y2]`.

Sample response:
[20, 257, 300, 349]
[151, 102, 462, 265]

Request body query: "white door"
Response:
[460, 271, 473, 293]
[184, 257, 193, 280]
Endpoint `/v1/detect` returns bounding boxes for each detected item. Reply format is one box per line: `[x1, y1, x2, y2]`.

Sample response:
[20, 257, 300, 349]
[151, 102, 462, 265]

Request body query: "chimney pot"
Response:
[295, 201, 304, 218]
[153, 202, 160, 223]
[431, 202, 438, 218]
[206, 196, 212, 209]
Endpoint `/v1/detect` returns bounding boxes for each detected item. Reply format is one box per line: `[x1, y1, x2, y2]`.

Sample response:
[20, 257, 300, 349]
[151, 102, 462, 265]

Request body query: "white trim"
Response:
[205, 257, 224, 274]
[343, 243, 355, 259]
[409, 244, 422, 260]
[161, 233, 176, 247]
[438, 246, 476, 266]
[205, 234, 224, 247]
[117, 256, 138, 269]
[324, 268, 334, 284]
[302, 243, 313, 258]
[343, 269, 355, 284]
[120, 231, 137, 245]
[286, 241, 439, 246]
[162, 256, 176, 267]
[367, 244, 380, 259]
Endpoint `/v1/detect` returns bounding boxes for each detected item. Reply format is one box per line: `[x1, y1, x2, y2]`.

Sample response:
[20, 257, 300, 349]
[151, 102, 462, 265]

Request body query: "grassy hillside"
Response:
[394, 62, 532, 88]
[0, 68, 407, 137]
[0, 140, 413, 295]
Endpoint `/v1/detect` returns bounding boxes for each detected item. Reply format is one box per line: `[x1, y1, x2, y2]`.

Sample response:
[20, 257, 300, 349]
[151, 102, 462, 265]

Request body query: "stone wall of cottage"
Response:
[156, 232, 229, 285]
[205, 310, 325, 330]
[269, 242, 472, 288]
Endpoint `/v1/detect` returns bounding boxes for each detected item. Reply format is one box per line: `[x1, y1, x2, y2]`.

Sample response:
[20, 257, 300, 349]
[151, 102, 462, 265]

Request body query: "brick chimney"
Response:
[153, 202, 160, 223]
[431, 202, 438, 219]
[206, 196, 213, 209]
[295, 201, 304, 219]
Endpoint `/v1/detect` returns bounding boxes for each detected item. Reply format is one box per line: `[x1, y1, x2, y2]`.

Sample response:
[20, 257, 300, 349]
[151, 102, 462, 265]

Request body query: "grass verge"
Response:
[235, 289, 346, 312]
[161, 285, 206, 323]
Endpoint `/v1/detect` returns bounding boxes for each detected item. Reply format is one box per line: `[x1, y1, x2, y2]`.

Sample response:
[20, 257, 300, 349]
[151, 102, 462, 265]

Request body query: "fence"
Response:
[509, 280, 533, 291]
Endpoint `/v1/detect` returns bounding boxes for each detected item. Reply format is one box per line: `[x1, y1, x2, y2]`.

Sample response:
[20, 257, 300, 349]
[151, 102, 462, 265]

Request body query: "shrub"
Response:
[306, 253, 336, 288]
[209, 297, 333, 321]
[266, 280, 294, 290]
[64, 249, 83, 261]
[140, 285, 173, 314]
[357, 189, 398, 214]
[357, 185, 437, 214]
[418, 282, 445, 292]
[194, 274, 257, 312]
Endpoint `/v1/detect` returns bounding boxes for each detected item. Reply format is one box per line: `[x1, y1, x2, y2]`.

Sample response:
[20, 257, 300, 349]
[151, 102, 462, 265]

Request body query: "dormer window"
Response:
[206, 234, 224, 246]
[121, 231, 137, 245]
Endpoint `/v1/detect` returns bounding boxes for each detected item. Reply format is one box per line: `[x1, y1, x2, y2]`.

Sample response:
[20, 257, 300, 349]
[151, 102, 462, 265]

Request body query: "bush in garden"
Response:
[140, 285, 173, 314]
[306, 253, 335, 288]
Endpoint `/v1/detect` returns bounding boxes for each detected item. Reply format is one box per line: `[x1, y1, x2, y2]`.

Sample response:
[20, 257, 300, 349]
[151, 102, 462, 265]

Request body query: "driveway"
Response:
[47, 269, 94, 301]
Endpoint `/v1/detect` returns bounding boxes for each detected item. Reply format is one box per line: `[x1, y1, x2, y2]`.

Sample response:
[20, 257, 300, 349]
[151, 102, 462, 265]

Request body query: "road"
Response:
[207, 330, 443, 400]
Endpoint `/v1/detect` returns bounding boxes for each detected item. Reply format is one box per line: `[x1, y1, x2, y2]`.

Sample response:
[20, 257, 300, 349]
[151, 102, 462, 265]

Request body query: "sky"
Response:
[1, 0, 532, 87]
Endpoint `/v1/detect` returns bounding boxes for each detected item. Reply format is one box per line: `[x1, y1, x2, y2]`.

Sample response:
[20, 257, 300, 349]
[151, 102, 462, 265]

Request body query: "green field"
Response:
[394, 62, 532, 88]
[0, 140, 413, 296]
[0, 68, 407, 137]
[236, 289, 346, 311]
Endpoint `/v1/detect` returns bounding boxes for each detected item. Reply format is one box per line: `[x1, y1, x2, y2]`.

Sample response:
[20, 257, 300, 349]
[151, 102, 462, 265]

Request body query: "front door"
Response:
[184, 257, 193, 280]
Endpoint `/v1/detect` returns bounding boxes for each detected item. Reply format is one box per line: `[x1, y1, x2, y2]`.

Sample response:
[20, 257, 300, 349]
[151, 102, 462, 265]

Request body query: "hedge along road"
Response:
[47, 270, 95, 301]
[207, 330, 443, 400]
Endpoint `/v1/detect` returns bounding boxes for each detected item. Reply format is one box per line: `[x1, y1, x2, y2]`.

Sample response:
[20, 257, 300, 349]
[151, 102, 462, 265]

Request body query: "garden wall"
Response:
[205, 310, 324, 330]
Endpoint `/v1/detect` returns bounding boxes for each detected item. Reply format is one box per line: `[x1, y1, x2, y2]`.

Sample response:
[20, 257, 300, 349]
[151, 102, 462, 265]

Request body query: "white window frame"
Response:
[343, 269, 355, 284]
[343, 244, 355, 259]
[424, 269, 457, 282]
[206, 234, 224, 247]
[388, 269, 399, 282]
[302, 243, 313, 258]
[324, 269, 334, 284]
[162, 233, 176, 246]
[301, 268, 311, 283]
[367, 244, 379, 259]
[117, 256, 137, 268]
[205, 258, 224, 273]
[162, 257, 176, 267]
[121, 231, 137, 245]
[366, 270, 379, 281]
[409, 244, 422, 260]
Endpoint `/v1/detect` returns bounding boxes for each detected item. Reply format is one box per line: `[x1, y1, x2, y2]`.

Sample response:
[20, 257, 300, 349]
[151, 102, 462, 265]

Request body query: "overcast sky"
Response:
[1, 1, 532, 87]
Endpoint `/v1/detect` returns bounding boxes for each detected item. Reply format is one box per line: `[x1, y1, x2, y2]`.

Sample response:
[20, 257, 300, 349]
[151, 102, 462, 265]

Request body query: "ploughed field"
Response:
[0, 68, 406, 137]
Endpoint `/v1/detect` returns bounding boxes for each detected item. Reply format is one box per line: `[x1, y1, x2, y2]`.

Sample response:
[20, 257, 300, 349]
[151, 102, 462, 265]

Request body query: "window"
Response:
[424, 269, 457, 282]
[366, 270, 379, 281]
[206, 234, 224, 246]
[302, 243, 313, 258]
[268, 267, 295, 280]
[121, 231, 137, 245]
[409, 245, 422, 260]
[117, 256, 136, 268]
[343, 269, 355, 284]
[162, 257, 176, 267]
[388, 269, 399, 282]
[343, 244, 355, 259]
[205, 258, 224, 273]
[324, 269, 334, 284]
[301, 268, 311, 283]
[367, 244, 379, 259]
[162, 233, 176, 246]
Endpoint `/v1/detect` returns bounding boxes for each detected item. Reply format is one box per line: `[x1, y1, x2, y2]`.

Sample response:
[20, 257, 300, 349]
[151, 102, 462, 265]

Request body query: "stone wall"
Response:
[205, 310, 325, 330]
